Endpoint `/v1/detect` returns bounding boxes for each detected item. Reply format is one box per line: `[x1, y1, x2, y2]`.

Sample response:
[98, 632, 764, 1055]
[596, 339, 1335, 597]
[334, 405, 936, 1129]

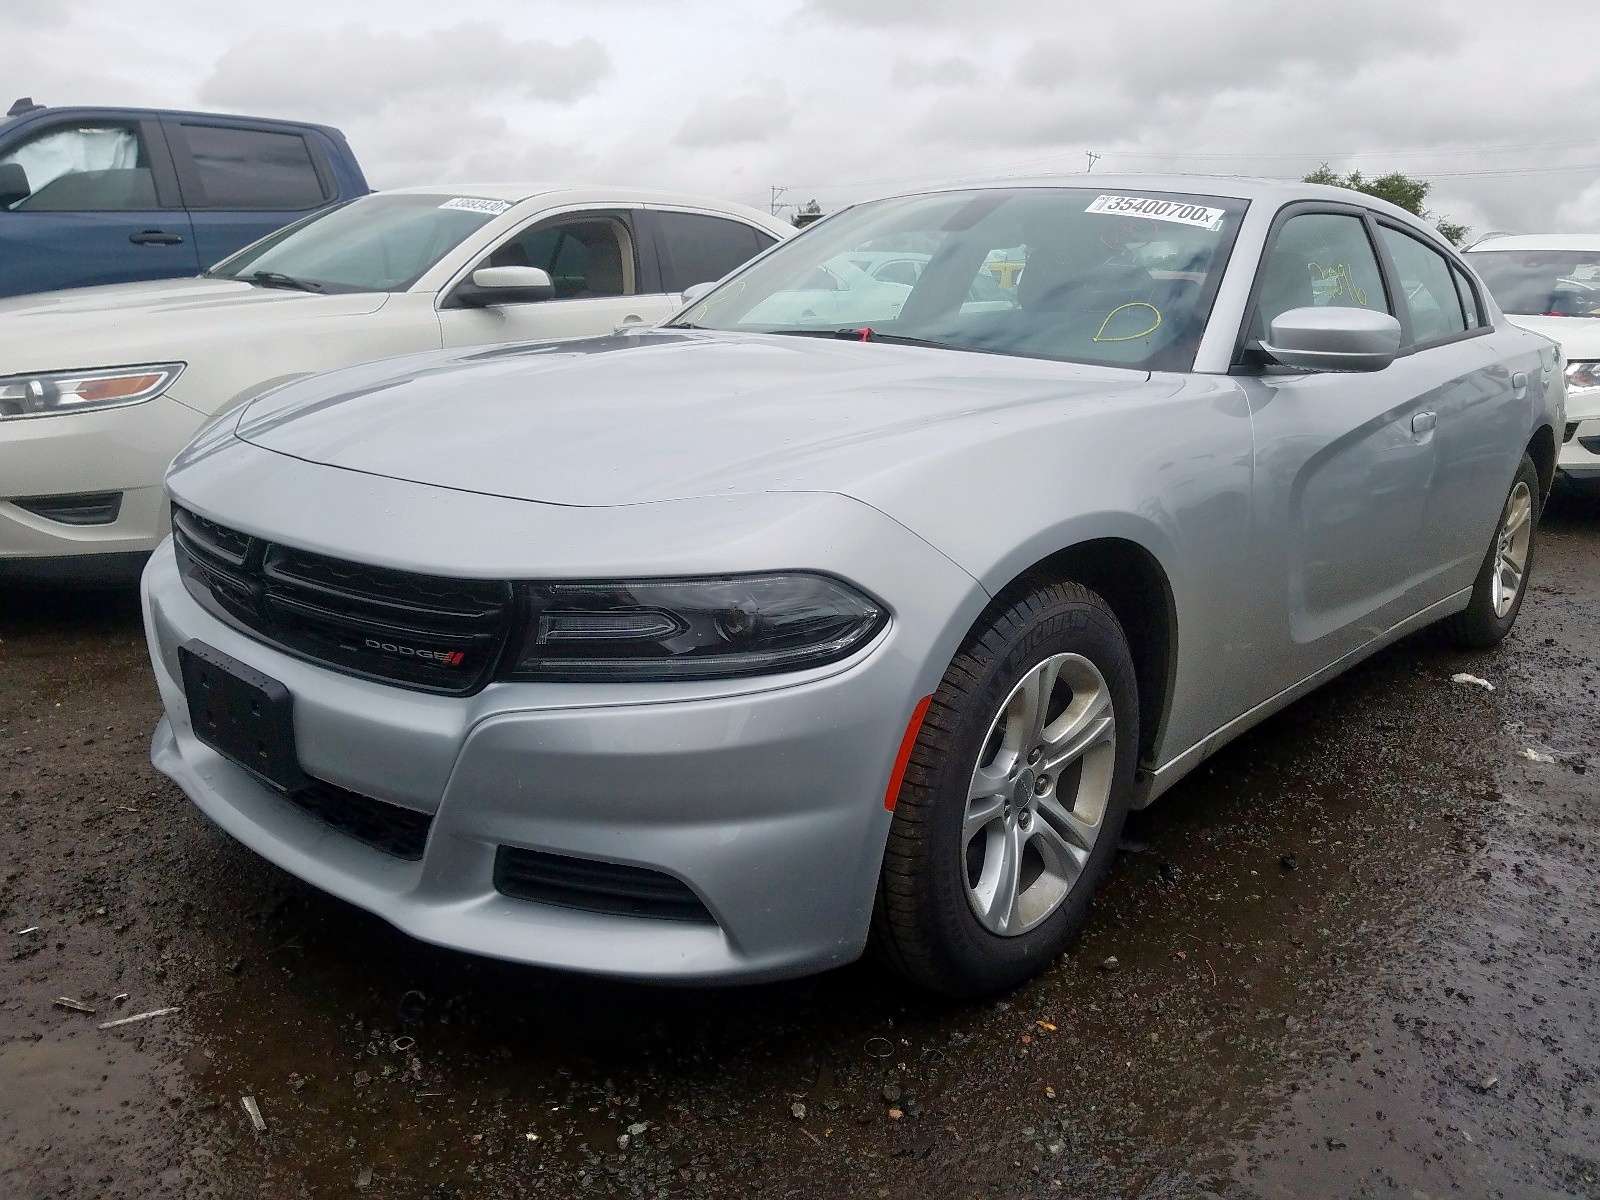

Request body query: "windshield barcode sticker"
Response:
[439, 197, 513, 215]
[1085, 195, 1225, 229]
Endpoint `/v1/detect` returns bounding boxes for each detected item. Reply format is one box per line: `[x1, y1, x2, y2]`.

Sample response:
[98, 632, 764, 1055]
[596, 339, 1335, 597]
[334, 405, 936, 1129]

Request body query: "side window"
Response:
[798, 265, 843, 291]
[1377, 226, 1469, 344]
[1254, 212, 1390, 338]
[1451, 262, 1483, 328]
[1, 123, 157, 211]
[655, 211, 772, 291]
[178, 125, 326, 210]
[875, 259, 922, 287]
[486, 217, 633, 299]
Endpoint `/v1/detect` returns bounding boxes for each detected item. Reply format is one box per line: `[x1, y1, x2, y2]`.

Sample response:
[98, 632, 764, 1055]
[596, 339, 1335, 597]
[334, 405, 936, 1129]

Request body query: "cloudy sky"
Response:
[8, 0, 1600, 239]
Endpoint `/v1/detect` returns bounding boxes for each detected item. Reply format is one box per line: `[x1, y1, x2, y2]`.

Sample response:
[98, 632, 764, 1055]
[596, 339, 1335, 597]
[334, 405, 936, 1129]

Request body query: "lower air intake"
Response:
[493, 847, 714, 923]
[14, 491, 123, 526]
[282, 781, 433, 861]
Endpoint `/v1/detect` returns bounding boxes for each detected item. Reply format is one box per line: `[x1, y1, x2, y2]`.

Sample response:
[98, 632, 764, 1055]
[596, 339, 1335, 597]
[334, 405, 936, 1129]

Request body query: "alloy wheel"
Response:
[1491, 480, 1534, 618]
[962, 652, 1117, 936]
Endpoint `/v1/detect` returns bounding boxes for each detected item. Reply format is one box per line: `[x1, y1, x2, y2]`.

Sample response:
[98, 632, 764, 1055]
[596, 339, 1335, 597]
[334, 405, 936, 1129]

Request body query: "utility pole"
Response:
[769, 185, 793, 217]
[1085, 151, 1101, 173]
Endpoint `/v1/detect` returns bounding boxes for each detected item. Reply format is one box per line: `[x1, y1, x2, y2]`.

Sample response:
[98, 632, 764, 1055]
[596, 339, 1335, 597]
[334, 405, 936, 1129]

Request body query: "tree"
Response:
[1303, 165, 1470, 246]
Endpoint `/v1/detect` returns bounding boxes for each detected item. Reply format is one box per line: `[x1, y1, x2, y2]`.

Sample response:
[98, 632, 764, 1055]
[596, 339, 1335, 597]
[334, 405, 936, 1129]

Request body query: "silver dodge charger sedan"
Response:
[141, 176, 1563, 996]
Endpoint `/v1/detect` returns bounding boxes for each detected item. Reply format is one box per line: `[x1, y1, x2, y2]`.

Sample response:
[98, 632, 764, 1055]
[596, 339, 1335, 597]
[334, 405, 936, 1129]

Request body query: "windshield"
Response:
[1468, 249, 1600, 317]
[209, 193, 511, 293]
[670, 187, 1248, 370]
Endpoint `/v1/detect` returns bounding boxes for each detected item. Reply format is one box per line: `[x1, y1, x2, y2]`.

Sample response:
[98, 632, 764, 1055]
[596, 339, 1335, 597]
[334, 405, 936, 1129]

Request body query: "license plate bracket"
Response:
[178, 640, 307, 792]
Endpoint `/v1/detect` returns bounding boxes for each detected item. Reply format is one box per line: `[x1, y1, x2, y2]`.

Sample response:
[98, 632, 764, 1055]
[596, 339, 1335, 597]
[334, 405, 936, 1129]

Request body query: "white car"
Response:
[0, 184, 790, 582]
[1464, 234, 1600, 487]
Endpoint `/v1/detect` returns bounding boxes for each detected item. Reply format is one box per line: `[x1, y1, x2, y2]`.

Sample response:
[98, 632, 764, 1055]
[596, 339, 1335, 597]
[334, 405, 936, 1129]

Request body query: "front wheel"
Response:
[1439, 453, 1541, 649]
[871, 581, 1138, 997]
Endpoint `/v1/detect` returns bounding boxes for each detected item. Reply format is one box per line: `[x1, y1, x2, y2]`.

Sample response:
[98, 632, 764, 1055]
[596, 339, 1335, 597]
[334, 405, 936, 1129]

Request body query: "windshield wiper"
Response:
[847, 328, 955, 350]
[246, 270, 324, 293]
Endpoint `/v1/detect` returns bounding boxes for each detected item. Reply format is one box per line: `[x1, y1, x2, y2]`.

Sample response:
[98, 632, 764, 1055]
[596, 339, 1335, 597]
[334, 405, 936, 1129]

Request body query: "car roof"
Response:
[1, 104, 346, 138]
[380, 182, 785, 220]
[895, 172, 1433, 225]
[1464, 234, 1600, 252]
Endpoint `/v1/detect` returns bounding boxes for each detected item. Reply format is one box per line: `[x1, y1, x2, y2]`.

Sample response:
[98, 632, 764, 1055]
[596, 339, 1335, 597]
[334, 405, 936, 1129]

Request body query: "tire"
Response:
[871, 581, 1139, 997]
[1439, 453, 1542, 649]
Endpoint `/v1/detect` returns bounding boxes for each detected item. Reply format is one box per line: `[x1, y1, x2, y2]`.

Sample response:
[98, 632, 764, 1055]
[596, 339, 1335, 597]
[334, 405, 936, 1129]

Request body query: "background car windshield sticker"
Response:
[1093, 302, 1162, 342]
[1308, 262, 1369, 306]
[1085, 195, 1226, 231]
[438, 197, 513, 215]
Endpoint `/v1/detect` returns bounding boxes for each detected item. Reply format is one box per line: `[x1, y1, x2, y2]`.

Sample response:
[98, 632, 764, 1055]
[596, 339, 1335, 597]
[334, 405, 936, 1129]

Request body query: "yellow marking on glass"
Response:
[1093, 302, 1162, 342]
[1306, 261, 1369, 306]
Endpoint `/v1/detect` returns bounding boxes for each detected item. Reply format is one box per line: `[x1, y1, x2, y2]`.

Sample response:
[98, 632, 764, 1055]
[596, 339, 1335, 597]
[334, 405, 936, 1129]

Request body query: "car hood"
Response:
[0, 277, 389, 369]
[232, 330, 1155, 507]
[1501, 314, 1600, 359]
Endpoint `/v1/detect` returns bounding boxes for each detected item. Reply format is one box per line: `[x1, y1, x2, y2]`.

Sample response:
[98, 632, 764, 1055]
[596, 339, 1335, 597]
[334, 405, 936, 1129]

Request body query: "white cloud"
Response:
[890, 57, 979, 88]
[5, 0, 1600, 231]
[197, 22, 610, 119]
[675, 80, 792, 149]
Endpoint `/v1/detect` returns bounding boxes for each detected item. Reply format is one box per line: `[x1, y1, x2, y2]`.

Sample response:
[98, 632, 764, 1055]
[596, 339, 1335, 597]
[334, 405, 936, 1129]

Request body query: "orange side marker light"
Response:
[884, 694, 934, 811]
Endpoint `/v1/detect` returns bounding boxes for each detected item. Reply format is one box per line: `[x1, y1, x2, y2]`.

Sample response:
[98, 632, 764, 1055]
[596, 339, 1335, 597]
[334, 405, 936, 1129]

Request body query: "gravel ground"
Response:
[1, 485, 1596, 1200]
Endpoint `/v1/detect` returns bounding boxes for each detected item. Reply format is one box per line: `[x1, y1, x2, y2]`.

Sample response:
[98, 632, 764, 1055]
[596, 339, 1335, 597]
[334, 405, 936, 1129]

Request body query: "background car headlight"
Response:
[1563, 360, 1600, 396]
[503, 573, 887, 681]
[0, 363, 184, 420]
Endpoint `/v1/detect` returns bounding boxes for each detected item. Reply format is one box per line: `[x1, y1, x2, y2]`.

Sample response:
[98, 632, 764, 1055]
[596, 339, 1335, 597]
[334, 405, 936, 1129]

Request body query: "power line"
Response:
[777, 138, 1600, 195]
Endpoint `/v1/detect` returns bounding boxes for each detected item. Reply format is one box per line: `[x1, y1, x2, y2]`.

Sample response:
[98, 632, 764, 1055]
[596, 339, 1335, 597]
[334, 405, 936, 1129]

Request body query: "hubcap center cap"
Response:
[1012, 768, 1036, 810]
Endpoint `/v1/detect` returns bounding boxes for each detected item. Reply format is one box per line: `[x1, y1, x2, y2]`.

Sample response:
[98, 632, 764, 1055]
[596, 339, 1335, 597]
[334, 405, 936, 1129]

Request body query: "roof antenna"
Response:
[7, 97, 45, 118]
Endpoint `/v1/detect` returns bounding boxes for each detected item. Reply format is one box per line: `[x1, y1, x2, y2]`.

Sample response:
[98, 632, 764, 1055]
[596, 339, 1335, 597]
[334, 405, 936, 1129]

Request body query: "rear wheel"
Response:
[872, 581, 1138, 997]
[1440, 454, 1541, 649]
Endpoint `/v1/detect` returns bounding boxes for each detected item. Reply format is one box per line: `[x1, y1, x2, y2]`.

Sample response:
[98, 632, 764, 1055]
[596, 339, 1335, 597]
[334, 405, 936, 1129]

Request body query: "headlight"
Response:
[0, 363, 184, 420]
[502, 573, 887, 681]
[1564, 360, 1600, 395]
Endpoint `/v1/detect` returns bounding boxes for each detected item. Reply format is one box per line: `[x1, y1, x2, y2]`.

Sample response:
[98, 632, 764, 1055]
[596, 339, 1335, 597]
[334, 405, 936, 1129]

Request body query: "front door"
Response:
[1239, 209, 1442, 692]
[437, 210, 672, 348]
[0, 117, 197, 297]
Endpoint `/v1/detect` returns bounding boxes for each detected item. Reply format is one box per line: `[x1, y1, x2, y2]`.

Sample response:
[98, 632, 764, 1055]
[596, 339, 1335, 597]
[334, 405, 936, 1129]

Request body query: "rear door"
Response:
[641, 207, 779, 294]
[0, 115, 197, 297]
[164, 119, 336, 268]
[1371, 222, 1532, 592]
[1235, 205, 1444, 692]
[436, 208, 664, 347]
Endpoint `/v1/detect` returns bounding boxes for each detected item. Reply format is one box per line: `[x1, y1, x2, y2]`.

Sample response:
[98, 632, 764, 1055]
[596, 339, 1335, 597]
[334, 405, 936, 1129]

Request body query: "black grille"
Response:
[172, 506, 513, 694]
[14, 491, 123, 526]
[494, 847, 715, 923]
[1580, 434, 1600, 455]
[283, 780, 433, 860]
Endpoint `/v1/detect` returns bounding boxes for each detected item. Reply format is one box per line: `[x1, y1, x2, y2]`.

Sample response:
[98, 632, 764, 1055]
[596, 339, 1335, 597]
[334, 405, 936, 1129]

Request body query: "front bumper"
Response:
[0, 395, 204, 572]
[143, 526, 978, 983]
[1559, 416, 1600, 479]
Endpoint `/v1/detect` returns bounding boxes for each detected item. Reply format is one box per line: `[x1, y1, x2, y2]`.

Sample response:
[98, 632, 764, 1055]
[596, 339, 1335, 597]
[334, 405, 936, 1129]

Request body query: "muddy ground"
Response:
[1, 488, 1596, 1200]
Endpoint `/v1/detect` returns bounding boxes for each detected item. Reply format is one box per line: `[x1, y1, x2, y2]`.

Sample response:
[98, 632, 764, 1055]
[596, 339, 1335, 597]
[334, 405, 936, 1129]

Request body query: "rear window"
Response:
[655, 211, 774, 291]
[1467, 248, 1600, 317]
[179, 124, 327, 210]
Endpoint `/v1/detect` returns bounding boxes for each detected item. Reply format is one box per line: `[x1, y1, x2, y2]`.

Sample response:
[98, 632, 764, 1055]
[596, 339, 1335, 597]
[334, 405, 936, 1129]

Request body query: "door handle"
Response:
[129, 230, 184, 246]
[1411, 411, 1437, 435]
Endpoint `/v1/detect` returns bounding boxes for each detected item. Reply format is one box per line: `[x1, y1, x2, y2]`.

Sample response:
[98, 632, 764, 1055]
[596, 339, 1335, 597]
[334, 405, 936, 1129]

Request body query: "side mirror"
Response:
[451, 265, 555, 308]
[1260, 306, 1402, 373]
[0, 161, 30, 208]
[681, 281, 717, 306]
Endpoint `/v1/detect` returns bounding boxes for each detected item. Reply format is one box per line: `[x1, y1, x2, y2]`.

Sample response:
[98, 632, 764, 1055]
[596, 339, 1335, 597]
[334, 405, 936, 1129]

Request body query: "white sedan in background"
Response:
[1464, 234, 1600, 488]
[0, 184, 790, 582]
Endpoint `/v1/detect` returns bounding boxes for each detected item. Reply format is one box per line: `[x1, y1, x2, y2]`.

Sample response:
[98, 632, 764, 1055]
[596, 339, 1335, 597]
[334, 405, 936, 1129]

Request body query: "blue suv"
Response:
[0, 98, 369, 298]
